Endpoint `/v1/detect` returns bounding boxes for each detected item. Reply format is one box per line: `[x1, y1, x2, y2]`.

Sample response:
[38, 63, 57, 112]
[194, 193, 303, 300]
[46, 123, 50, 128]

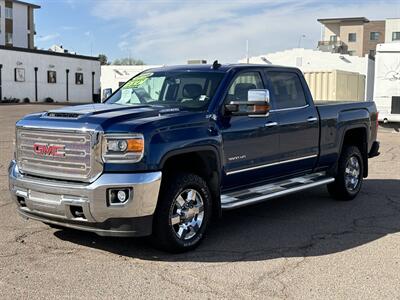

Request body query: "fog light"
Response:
[107, 188, 132, 206]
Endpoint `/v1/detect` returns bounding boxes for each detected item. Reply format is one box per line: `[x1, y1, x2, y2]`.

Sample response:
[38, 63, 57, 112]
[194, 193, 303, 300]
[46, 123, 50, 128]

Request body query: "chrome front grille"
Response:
[16, 128, 103, 182]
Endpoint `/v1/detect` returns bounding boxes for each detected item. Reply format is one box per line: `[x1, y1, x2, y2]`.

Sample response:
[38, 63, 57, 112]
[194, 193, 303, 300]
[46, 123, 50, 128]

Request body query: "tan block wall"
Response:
[339, 22, 365, 56]
[363, 21, 385, 56]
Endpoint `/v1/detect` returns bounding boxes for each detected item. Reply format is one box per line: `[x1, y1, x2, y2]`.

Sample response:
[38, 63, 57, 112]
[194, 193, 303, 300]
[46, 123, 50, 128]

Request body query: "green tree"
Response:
[113, 57, 145, 65]
[98, 54, 110, 65]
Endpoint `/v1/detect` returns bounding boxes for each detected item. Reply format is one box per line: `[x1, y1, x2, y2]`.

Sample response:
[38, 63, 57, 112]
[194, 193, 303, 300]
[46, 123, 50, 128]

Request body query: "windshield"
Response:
[106, 71, 225, 112]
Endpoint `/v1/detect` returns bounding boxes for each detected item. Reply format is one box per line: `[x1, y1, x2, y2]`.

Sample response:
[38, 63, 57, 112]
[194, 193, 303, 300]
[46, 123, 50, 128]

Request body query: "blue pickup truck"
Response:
[9, 63, 380, 252]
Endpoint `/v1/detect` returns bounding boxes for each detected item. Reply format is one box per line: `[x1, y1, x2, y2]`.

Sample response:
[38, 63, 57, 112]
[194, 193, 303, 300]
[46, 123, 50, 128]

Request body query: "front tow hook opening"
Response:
[17, 196, 27, 207]
[70, 206, 86, 219]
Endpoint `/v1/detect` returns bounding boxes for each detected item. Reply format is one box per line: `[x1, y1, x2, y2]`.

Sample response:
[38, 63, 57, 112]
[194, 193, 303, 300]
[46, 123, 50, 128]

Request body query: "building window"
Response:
[348, 33, 356, 42]
[393, 32, 400, 41]
[369, 50, 376, 57]
[75, 73, 84, 85]
[15, 68, 25, 82]
[5, 7, 12, 19]
[348, 51, 356, 56]
[5, 33, 13, 44]
[370, 32, 380, 41]
[47, 71, 57, 83]
[330, 35, 337, 42]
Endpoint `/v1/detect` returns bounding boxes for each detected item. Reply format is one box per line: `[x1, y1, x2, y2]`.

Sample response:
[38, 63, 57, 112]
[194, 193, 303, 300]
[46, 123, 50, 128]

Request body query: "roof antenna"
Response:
[212, 60, 221, 70]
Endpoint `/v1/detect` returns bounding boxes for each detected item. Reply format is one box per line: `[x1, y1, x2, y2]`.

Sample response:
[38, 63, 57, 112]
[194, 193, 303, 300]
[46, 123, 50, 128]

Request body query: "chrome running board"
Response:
[221, 172, 334, 210]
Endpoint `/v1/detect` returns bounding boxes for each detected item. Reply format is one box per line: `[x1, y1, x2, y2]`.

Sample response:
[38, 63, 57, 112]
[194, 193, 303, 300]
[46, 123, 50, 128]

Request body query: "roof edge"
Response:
[0, 45, 99, 61]
[317, 17, 370, 24]
[13, 0, 41, 9]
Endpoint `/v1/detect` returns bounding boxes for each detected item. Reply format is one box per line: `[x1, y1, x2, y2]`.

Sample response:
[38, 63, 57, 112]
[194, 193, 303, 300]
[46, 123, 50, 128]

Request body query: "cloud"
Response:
[61, 26, 77, 31]
[37, 33, 60, 42]
[91, 0, 400, 64]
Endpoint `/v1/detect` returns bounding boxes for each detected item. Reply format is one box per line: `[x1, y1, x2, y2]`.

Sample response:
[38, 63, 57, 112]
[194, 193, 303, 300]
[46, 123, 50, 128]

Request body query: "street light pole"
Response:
[298, 34, 306, 48]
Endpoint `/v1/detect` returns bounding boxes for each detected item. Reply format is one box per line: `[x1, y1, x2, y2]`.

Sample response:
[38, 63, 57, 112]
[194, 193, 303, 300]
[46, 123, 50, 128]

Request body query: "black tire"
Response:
[327, 145, 364, 201]
[151, 172, 212, 253]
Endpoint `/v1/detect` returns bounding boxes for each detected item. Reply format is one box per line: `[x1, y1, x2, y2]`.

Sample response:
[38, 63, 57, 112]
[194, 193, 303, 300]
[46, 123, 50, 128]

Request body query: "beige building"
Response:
[385, 18, 400, 43]
[318, 17, 385, 58]
[0, 0, 40, 49]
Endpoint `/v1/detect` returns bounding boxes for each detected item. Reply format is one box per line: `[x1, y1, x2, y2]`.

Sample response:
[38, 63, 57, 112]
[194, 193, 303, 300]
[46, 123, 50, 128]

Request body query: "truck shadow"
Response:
[54, 179, 400, 262]
[380, 123, 400, 132]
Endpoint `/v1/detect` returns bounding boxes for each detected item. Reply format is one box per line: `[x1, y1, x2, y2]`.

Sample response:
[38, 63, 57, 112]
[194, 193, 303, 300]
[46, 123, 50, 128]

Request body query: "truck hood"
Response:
[17, 103, 206, 133]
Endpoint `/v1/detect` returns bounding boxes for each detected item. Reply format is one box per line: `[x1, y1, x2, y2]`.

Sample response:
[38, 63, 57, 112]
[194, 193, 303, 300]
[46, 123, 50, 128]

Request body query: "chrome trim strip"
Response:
[270, 104, 309, 112]
[17, 124, 98, 133]
[226, 154, 318, 175]
[221, 177, 334, 210]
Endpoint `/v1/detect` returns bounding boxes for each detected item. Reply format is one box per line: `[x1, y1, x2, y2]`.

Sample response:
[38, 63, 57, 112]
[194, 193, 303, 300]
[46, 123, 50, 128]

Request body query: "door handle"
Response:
[307, 117, 318, 122]
[264, 122, 278, 128]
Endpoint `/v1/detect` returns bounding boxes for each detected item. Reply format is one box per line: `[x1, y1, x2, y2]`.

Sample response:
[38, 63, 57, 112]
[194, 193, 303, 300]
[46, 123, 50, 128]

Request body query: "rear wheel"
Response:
[151, 172, 211, 253]
[328, 146, 363, 201]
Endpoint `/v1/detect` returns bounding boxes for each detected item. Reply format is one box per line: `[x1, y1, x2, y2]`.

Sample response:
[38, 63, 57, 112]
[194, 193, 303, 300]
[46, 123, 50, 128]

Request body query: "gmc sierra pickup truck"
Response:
[9, 63, 380, 252]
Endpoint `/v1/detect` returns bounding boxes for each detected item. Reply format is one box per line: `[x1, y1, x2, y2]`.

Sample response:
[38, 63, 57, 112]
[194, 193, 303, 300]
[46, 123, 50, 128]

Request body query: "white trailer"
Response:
[373, 43, 400, 123]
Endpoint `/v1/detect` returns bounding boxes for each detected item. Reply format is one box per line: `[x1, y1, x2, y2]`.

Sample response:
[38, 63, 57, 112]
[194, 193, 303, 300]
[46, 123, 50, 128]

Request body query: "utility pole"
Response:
[246, 40, 249, 64]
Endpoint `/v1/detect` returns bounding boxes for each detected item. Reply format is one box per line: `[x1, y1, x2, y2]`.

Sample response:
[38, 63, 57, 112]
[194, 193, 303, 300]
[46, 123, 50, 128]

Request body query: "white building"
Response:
[385, 18, 400, 43]
[100, 65, 162, 100]
[0, 0, 39, 49]
[0, 46, 100, 103]
[239, 48, 375, 101]
[373, 43, 400, 122]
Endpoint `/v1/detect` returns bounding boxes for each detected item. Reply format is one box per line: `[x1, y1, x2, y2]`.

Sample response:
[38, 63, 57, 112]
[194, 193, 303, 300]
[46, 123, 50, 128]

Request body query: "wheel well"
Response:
[162, 151, 221, 217]
[342, 127, 368, 177]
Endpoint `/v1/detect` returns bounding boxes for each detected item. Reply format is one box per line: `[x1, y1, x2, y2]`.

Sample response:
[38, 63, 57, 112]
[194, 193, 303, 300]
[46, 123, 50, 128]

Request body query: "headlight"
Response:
[102, 134, 144, 163]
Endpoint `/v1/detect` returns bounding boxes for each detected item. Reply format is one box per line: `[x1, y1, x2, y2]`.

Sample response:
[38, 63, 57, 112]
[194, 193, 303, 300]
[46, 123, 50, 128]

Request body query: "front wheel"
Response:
[151, 173, 212, 253]
[328, 145, 364, 201]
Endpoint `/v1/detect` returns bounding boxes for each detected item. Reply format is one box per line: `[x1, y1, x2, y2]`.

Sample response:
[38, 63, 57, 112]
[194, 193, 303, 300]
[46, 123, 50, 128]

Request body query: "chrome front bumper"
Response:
[8, 160, 162, 237]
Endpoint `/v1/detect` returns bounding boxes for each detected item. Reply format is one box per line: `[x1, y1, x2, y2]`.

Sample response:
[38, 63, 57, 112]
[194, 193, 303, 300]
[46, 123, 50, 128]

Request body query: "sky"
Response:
[30, 0, 400, 65]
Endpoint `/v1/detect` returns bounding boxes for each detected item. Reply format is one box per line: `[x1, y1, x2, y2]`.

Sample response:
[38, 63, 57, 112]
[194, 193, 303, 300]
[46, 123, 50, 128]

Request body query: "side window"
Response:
[226, 72, 263, 102]
[267, 72, 307, 109]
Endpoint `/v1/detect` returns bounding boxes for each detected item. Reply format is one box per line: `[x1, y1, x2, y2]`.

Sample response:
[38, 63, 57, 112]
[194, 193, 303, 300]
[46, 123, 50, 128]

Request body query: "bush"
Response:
[44, 97, 54, 103]
[0, 97, 20, 103]
[23, 97, 30, 103]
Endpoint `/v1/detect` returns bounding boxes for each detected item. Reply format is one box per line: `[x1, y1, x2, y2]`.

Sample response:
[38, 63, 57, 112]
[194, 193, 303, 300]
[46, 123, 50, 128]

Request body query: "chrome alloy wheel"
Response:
[344, 155, 361, 191]
[169, 189, 205, 240]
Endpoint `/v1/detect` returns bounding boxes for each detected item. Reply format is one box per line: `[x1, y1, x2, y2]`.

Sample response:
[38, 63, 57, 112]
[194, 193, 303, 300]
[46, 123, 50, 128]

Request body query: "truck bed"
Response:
[315, 100, 378, 170]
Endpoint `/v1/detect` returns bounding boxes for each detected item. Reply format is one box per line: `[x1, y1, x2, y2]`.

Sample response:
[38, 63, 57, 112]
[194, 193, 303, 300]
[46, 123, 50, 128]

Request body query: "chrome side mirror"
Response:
[225, 89, 271, 116]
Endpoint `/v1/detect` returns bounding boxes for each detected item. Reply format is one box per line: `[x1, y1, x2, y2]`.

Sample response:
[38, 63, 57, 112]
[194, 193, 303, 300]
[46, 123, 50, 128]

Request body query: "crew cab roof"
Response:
[145, 64, 301, 73]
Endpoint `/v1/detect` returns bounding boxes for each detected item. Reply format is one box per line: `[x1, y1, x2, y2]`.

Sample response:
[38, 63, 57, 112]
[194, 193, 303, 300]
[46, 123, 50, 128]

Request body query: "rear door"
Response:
[265, 70, 319, 175]
[220, 70, 280, 188]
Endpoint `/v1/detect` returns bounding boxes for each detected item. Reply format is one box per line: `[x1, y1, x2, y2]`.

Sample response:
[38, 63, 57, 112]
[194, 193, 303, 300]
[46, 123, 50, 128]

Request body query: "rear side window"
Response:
[267, 72, 307, 109]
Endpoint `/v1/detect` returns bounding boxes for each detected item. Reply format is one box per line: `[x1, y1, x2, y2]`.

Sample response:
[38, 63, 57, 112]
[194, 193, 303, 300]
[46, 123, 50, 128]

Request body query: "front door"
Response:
[220, 71, 280, 189]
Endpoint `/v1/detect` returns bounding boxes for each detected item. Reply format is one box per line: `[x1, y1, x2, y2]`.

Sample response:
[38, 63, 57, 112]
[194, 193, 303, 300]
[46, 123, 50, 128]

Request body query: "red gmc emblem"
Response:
[33, 143, 65, 157]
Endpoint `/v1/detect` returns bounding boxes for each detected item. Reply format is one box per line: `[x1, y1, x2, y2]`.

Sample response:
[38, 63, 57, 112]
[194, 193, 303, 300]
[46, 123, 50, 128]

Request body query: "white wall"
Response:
[385, 18, 400, 43]
[373, 43, 400, 116]
[0, 1, 4, 45]
[13, 2, 28, 48]
[0, 48, 100, 103]
[100, 65, 162, 99]
[239, 48, 374, 101]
